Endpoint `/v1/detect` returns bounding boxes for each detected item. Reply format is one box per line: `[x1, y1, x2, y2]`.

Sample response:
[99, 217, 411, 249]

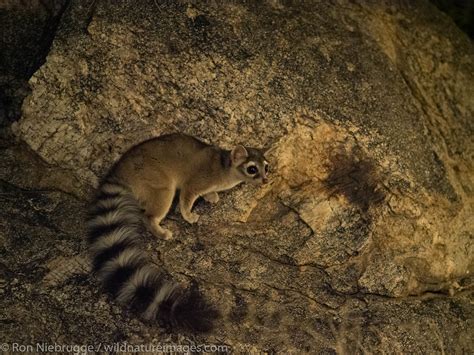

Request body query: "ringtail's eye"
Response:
[247, 166, 258, 175]
[264, 163, 269, 173]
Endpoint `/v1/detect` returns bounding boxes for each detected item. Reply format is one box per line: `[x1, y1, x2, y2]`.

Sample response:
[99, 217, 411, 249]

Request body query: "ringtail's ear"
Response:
[231, 145, 248, 165]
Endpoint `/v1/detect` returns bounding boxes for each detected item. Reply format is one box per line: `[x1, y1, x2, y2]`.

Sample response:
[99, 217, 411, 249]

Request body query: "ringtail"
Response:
[87, 133, 269, 332]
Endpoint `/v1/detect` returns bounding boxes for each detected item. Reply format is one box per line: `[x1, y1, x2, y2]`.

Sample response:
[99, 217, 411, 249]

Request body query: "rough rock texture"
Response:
[1, 143, 472, 353]
[2, 0, 473, 352]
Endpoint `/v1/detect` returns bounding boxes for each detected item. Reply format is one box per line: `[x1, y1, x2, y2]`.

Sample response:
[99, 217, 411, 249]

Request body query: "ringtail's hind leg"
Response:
[144, 187, 175, 240]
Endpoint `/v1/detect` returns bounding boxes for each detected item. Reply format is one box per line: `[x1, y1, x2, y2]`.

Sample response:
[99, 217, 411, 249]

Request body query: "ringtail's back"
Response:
[87, 133, 269, 332]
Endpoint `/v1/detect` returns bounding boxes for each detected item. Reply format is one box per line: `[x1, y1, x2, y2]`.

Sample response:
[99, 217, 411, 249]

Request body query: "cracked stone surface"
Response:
[2, 0, 473, 352]
[1, 154, 472, 352]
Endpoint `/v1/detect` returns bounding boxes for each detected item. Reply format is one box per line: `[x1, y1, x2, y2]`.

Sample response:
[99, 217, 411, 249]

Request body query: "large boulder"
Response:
[8, 0, 473, 352]
[1, 180, 471, 352]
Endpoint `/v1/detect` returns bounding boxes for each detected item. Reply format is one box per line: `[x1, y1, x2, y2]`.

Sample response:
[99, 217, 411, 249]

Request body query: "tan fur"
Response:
[110, 133, 269, 239]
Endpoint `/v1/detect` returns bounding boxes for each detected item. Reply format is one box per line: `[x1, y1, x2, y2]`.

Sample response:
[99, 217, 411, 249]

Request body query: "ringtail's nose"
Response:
[262, 177, 268, 184]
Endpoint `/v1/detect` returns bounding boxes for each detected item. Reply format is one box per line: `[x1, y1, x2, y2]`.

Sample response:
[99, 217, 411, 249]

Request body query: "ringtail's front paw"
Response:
[203, 192, 219, 204]
[183, 212, 200, 224]
[149, 219, 173, 240]
[161, 229, 173, 240]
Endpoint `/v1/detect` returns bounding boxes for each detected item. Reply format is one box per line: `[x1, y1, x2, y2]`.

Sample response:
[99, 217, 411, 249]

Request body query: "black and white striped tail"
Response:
[87, 178, 217, 332]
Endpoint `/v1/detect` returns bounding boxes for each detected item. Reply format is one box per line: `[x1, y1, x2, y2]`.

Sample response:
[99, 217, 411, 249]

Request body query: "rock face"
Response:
[4, 0, 473, 352]
[1, 175, 471, 352]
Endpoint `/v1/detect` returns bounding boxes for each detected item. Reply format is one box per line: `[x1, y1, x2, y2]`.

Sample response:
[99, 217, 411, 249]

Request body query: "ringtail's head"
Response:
[230, 145, 269, 185]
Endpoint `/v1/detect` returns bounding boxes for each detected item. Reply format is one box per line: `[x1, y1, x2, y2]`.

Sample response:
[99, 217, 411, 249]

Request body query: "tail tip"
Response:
[159, 287, 219, 333]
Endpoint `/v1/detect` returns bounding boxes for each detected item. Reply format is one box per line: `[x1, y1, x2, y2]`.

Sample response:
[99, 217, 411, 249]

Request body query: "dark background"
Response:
[431, 0, 474, 38]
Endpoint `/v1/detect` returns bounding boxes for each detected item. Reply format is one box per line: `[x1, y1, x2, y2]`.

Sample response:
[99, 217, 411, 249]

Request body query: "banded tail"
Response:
[87, 178, 217, 332]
